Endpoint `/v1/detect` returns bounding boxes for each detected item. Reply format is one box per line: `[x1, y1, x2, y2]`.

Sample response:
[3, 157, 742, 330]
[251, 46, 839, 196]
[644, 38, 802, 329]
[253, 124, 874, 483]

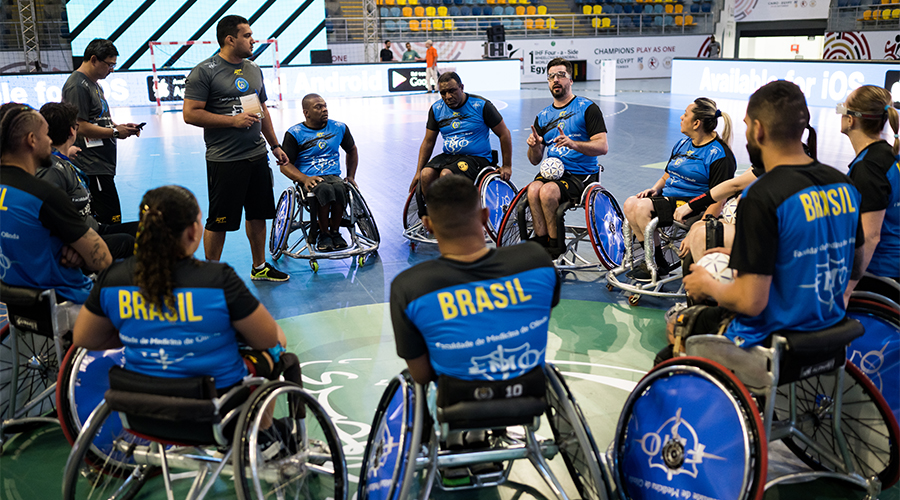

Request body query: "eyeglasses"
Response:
[835, 102, 881, 119]
[547, 72, 569, 81]
[100, 59, 117, 70]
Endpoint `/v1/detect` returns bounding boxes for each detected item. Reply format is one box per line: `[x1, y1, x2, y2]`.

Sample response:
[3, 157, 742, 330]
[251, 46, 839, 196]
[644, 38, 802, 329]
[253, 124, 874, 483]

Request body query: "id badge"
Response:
[85, 137, 103, 148]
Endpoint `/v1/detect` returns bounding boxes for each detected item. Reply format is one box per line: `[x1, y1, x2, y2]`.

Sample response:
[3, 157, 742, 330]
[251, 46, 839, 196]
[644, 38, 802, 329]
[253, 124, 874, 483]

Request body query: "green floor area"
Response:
[1, 300, 896, 499]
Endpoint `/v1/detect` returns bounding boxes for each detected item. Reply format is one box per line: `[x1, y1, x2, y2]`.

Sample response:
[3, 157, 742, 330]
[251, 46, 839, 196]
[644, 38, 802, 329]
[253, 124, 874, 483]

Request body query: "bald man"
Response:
[0, 105, 111, 303]
[281, 94, 359, 252]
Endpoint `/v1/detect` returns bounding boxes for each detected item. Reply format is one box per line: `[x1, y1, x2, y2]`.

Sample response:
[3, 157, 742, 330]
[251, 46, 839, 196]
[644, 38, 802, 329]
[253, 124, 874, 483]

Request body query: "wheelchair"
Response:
[0, 281, 77, 447]
[495, 181, 625, 273]
[402, 153, 517, 249]
[270, 179, 379, 273]
[602, 315, 900, 500]
[846, 274, 900, 425]
[60, 357, 348, 500]
[605, 217, 689, 305]
[357, 364, 608, 500]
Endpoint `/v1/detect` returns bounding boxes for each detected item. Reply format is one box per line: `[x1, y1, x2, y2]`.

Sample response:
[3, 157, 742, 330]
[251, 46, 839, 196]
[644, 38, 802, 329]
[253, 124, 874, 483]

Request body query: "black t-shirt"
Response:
[380, 48, 393, 61]
[848, 140, 895, 213]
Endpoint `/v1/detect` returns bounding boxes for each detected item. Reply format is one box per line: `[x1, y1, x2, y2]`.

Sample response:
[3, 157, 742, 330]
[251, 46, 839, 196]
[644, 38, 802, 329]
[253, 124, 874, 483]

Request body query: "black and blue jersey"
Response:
[283, 119, 355, 177]
[726, 161, 864, 347]
[84, 258, 260, 389]
[533, 96, 607, 175]
[391, 243, 560, 381]
[847, 141, 899, 279]
[427, 93, 502, 161]
[0, 166, 92, 303]
[663, 136, 735, 198]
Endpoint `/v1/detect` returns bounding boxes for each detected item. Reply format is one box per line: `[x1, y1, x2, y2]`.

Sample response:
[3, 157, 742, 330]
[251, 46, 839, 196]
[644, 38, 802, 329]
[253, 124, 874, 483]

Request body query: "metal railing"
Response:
[326, 12, 713, 42]
[0, 20, 70, 50]
[827, 4, 900, 31]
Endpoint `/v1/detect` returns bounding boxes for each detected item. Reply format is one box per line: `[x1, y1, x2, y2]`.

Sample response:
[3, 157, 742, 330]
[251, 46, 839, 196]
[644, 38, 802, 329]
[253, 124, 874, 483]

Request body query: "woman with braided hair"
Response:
[73, 185, 300, 392]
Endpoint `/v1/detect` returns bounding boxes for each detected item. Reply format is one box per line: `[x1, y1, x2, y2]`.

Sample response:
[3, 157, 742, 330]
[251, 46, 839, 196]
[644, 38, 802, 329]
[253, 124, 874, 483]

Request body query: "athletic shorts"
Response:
[303, 175, 347, 208]
[533, 171, 599, 204]
[650, 196, 693, 227]
[424, 153, 492, 182]
[205, 155, 275, 232]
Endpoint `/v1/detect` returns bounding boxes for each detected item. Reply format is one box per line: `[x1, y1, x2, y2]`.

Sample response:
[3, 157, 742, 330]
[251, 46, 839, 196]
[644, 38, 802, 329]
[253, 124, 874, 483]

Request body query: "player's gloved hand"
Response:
[303, 175, 324, 191]
[232, 112, 261, 129]
[526, 125, 543, 148]
[499, 165, 511, 181]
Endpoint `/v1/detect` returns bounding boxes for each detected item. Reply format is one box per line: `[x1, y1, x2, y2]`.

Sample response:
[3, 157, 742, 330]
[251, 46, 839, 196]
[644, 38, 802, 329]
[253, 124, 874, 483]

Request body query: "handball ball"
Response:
[697, 252, 734, 284]
[721, 197, 739, 224]
[540, 157, 565, 180]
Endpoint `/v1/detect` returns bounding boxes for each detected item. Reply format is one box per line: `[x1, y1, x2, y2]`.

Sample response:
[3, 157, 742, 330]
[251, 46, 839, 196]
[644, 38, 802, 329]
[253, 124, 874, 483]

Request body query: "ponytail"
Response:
[692, 97, 731, 146]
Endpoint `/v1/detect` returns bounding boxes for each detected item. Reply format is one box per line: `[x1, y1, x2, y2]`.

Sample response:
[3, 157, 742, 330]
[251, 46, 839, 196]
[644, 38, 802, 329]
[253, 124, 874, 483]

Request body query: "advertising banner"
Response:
[671, 58, 900, 108]
[734, 0, 830, 22]
[0, 60, 520, 108]
[331, 36, 710, 82]
[823, 31, 900, 61]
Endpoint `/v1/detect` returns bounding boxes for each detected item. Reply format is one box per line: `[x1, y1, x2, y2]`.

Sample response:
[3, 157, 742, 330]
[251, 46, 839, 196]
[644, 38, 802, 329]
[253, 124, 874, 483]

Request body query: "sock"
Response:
[254, 263, 267, 271]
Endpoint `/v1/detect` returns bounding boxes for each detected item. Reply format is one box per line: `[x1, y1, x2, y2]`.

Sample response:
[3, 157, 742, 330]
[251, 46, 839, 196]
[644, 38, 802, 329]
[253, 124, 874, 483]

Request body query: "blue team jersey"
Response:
[428, 94, 500, 160]
[285, 120, 349, 177]
[726, 162, 863, 347]
[663, 136, 735, 198]
[0, 166, 92, 303]
[85, 259, 260, 389]
[847, 142, 899, 278]
[534, 96, 606, 175]
[391, 243, 560, 381]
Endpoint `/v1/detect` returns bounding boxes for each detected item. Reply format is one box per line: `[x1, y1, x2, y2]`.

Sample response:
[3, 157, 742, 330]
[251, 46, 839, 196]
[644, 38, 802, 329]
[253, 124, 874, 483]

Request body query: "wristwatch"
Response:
[112, 128, 120, 139]
[271, 143, 282, 151]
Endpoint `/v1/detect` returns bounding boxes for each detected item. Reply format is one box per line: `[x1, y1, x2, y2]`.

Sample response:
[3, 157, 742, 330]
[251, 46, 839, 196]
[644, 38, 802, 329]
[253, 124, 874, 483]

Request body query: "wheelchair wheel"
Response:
[62, 401, 155, 500]
[57, 347, 125, 445]
[613, 357, 766, 500]
[775, 360, 900, 488]
[0, 324, 58, 423]
[585, 184, 625, 270]
[349, 183, 380, 247]
[496, 187, 532, 247]
[659, 223, 687, 271]
[270, 187, 296, 261]
[847, 296, 899, 425]
[402, 183, 421, 232]
[234, 380, 347, 500]
[358, 371, 422, 500]
[544, 364, 606, 500]
[478, 172, 517, 243]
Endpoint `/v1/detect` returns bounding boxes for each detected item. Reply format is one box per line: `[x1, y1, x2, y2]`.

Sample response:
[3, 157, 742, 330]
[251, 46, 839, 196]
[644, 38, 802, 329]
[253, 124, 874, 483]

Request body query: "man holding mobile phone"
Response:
[62, 38, 142, 225]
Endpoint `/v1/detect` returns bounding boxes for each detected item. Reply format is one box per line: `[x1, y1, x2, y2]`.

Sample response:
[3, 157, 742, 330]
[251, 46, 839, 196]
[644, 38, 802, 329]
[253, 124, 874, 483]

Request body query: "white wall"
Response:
[738, 36, 824, 60]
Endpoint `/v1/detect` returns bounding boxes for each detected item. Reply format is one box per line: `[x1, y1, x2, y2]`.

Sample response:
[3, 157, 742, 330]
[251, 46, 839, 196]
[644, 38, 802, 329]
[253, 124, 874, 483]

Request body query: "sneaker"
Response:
[331, 231, 348, 250]
[251, 263, 290, 282]
[628, 261, 663, 282]
[316, 234, 333, 252]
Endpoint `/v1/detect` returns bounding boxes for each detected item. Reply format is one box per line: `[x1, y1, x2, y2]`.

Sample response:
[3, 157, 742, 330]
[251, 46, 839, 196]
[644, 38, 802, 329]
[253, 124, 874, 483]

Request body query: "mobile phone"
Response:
[137, 122, 146, 129]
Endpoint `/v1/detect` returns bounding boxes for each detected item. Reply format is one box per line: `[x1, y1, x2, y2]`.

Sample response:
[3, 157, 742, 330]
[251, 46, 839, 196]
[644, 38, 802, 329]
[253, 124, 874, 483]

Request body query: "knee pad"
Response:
[704, 215, 724, 250]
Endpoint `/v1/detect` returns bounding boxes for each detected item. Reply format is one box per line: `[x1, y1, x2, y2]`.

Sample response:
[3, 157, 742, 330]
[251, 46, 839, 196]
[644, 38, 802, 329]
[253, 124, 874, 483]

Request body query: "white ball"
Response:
[539, 157, 565, 180]
[697, 252, 734, 284]
[721, 197, 739, 225]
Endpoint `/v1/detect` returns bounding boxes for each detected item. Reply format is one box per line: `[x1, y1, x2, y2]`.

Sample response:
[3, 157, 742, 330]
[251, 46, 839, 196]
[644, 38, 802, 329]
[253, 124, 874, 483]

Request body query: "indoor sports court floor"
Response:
[1, 78, 894, 500]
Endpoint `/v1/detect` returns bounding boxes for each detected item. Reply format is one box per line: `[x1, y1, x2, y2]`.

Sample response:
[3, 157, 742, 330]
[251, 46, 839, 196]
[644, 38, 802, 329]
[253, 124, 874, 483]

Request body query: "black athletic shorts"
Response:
[650, 196, 693, 227]
[303, 175, 347, 208]
[424, 153, 492, 182]
[88, 174, 122, 224]
[205, 155, 275, 232]
[533, 171, 599, 204]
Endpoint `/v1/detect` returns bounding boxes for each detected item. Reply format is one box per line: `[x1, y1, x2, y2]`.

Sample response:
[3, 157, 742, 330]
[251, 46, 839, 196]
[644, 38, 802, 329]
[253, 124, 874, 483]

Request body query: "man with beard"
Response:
[183, 15, 290, 282]
[410, 71, 512, 209]
[526, 58, 608, 258]
[0, 105, 111, 303]
[657, 81, 866, 362]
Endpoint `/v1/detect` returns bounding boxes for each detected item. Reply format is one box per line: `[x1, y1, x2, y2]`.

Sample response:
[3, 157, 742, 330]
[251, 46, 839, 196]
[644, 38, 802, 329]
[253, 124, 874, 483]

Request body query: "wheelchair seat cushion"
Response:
[775, 317, 864, 384]
[436, 366, 547, 430]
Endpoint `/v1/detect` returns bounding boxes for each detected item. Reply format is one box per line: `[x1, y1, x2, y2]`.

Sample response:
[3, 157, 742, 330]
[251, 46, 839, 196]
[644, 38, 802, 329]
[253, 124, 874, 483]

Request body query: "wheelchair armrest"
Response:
[684, 335, 775, 394]
[777, 317, 864, 355]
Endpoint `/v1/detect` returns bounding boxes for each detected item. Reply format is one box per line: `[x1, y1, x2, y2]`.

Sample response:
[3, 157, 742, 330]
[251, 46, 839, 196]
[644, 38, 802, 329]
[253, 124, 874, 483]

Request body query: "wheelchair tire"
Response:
[62, 401, 156, 500]
[496, 187, 532, 247]
[57, 346, 126, 445]
[358, 371, 422, 500]
[349, 183, 380, 247]
[544, 364, 607, 500]
[234, 380, 348, 500]
[402, 183, 421, 232]
[613, 357, 766, 500]
[847, 296, 899, 426]
[776, 360, 900, 488]
[585, 184, 626, 270]
[0, 324, 58, 425]
[478, 172, 517, 243]
[270, 187, 296, 261]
